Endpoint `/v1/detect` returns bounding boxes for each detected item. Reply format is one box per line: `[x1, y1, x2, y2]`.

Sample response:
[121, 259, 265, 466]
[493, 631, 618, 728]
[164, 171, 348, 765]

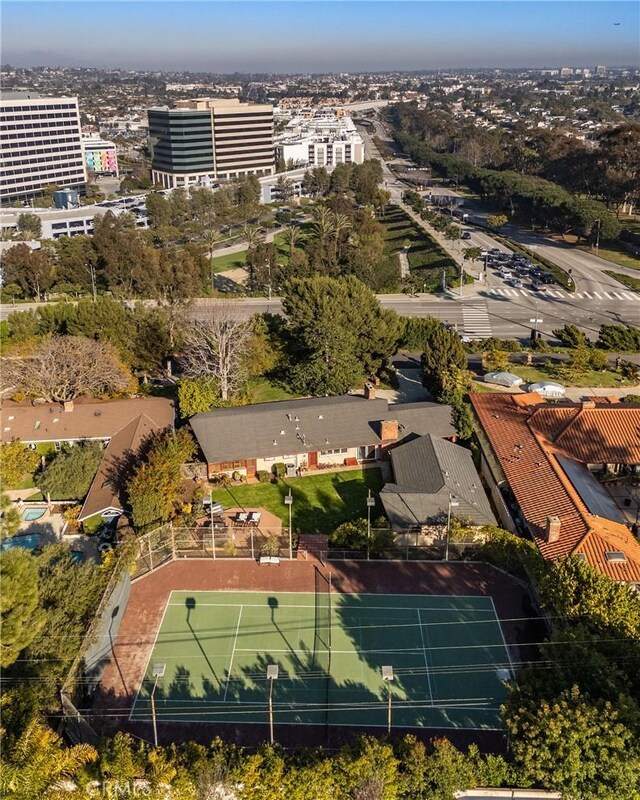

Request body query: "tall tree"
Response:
[0, 550, 45, 668]
[1, 244, 54, 302]
[2, 335, 132, 402]
[420, 324, 467, 399]
[36, 441, 103, 501]
[180, 304, 253, 401]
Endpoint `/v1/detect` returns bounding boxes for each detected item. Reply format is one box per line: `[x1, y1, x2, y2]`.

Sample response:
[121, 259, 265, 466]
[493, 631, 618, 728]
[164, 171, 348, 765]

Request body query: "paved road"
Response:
[359, 117, 640, 335]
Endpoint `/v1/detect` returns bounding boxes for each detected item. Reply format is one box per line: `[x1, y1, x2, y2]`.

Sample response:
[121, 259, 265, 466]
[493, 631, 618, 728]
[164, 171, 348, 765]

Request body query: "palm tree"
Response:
[283, 225, 302, 258]
[0, 720, 97, 800]
[242, 224, 264, 250]
[332, 213, 352, 260]
[310, 206, 335, 246]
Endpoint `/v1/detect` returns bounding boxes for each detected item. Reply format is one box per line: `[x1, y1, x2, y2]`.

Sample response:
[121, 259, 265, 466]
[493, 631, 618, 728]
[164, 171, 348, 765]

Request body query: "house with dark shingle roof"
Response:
[189, 393, 455, 478]
[381, 434, 495, 532]
[470, 392, 640, 584]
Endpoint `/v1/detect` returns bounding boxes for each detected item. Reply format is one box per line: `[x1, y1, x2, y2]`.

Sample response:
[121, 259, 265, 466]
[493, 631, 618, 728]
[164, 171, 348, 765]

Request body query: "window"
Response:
[605, 551, 627, 563]
[320, 448, 348, 455]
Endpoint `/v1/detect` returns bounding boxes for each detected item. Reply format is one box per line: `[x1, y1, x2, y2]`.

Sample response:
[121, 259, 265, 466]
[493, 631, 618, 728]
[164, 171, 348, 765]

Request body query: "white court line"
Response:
[223, 605, 244, 702]
[417, 609, 434, 705]
[488, 597, 516, 679]
[592, 292, 602, 299]
[129, 589, 175, 721]
[602, 291, 614, 299]
[611, 291, 624, 299]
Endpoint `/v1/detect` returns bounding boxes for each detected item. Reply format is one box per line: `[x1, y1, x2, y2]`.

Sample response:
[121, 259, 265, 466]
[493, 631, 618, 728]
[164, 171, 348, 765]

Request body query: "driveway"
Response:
[377, 352, 434, 404]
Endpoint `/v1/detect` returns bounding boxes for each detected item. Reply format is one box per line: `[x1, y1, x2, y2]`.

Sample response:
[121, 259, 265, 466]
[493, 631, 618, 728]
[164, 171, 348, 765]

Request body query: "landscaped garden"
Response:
[380, 205, 461, 292]
[210, 467, 385, 534]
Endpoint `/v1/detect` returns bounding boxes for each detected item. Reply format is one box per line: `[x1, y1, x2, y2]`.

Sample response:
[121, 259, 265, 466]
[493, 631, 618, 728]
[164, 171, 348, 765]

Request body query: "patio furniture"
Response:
[248, 512, 261, 526]
[236, 512, 249, 526]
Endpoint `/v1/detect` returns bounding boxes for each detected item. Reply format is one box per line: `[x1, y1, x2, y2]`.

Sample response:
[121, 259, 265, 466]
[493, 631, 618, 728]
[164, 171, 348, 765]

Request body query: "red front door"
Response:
[308, 451, 318, 468]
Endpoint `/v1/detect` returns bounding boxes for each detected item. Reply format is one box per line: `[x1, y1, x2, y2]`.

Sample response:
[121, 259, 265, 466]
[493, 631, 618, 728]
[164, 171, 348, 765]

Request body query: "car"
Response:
[461, 231, 472, 240]
[531, 281, 546, 291]
[483, 371, 524, 388]
[529, 381, 566, 398]
[541, 274, 555, 284]
[489, 248, 501, 256]
[509, 279, 524, 289]
[500, 270, 513, 279]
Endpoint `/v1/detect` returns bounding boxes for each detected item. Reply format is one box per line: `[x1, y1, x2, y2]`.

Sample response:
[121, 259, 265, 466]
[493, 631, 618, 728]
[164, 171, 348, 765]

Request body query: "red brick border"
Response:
[91, 558, 543, 751]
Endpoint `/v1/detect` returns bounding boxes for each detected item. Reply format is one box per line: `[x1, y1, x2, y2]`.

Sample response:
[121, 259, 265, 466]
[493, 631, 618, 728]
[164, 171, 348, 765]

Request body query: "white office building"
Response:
[275, 114, 364, 169]
[0, 92, 87, 202]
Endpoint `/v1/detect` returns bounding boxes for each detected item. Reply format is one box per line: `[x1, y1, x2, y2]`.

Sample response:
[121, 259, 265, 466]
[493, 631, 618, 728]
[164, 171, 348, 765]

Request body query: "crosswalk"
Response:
[462, 303, 492, 339]
[486, 287, 638, 302]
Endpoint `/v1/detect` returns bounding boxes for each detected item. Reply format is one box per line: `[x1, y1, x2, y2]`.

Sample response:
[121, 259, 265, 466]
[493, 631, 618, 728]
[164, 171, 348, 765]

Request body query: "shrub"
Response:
[256, 470, 271, 483]
[589, 349, 608, 371]
[232, 471, 241, 482]
[272, 462, 286, 479]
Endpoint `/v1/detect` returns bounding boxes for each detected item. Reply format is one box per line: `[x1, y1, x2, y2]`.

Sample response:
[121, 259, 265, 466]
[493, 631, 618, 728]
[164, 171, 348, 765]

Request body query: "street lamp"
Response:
[445, 494, 459, 562]
[381, 665, 394, 734]
[267, 664, 279, 743]
[284, 490, 293, 560]
[150, 662, 166, 747]
[366, 490, 376, 560]
[594, 218, 602, 253]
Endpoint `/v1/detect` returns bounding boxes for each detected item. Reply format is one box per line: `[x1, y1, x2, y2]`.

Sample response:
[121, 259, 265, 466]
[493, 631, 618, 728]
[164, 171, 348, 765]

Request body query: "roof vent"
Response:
[280, 430, 285, 435]
[8, 416, 14, 421]
[294, 416, 300, 422]
[273, 440, 278, 446]
[605, 551, 627, 563]
[575, 553, 586, 561]
[286, 414, 292, 421]
[318, 414, 323, 420]
[94, 410, 101, 417]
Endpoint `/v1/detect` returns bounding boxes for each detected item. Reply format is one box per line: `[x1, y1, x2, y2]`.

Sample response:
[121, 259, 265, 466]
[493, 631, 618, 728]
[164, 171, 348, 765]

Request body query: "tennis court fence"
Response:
[131, 523, 295, 580]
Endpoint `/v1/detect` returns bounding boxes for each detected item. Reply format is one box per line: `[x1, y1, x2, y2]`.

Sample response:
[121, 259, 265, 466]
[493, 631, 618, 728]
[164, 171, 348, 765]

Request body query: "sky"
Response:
[2, 1, 639, 73]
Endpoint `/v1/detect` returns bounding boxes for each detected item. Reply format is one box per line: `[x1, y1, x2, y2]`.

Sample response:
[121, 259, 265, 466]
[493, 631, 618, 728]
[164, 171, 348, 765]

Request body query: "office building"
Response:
[0, 92, 87, 202]
[596, 65, 607, 76]
[147, 98, 274, 189]
[83, 136, 119, 176]
[275, 114, 365, 169]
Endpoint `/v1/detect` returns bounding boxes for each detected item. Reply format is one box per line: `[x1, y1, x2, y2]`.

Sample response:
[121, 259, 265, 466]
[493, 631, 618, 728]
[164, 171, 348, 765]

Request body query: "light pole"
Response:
[594, 218, 601, 254]
[210, 490, 216, 560]
[445, 494, 459, 562]
[529, 298, 543, 342]
[150, 662, 166, 747]
[366, 490, 376, 560]
[284, 490, 293, 560]
[267, 664, 279, 743]
[381, 665, 394, 734]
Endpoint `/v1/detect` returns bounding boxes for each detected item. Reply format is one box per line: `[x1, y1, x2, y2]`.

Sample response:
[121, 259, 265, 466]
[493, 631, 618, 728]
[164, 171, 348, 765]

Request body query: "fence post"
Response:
[170, 521, 176, 561]
[148, 537, 153, 572]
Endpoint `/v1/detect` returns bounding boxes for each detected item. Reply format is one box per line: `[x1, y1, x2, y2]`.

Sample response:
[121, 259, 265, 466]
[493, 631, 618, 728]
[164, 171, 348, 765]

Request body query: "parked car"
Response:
[529, 381, 566, 398]
[531, 281, 546, 292]
[500, 270, 513, 279]
[483, 371, 524, 388]
[541, 273, 555, 284]
[509, 279, 524, 289]
[461, 231, 472, 240]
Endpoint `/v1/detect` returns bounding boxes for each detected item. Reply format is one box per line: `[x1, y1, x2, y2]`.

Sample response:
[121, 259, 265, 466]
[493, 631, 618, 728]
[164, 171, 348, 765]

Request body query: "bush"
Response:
[621, 394, 640, 404]
[589, 349, 609, 371]
[232, 471, 241, 482]
[37, 442, 103, 500]
[256, 470, 271, 483]
[272, 462, 286, 479]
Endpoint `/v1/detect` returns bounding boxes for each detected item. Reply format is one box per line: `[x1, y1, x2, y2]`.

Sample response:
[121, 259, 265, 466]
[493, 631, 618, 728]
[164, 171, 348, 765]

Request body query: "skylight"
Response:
[604, 551, 627, 563]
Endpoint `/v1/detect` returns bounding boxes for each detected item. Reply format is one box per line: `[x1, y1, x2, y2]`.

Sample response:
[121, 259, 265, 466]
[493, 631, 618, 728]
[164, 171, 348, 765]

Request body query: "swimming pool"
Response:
[21, 507, 47, 521]
[1, 533, 42, 552]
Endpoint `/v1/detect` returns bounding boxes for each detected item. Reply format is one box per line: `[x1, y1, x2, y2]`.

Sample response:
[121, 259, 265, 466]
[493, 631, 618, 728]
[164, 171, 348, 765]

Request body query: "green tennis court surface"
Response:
[131, 589, 513, 730]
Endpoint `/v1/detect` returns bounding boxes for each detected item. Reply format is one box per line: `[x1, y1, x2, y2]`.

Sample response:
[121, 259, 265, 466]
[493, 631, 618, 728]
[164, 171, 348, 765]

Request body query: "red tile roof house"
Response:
[470, 392, 640, 584]
[189, 393, 455, 481]
[0, 397, 175, 523]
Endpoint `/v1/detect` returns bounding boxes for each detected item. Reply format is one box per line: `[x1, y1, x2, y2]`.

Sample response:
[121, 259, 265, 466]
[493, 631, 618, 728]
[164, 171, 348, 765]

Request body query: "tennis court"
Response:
[130, 579, 513, 731]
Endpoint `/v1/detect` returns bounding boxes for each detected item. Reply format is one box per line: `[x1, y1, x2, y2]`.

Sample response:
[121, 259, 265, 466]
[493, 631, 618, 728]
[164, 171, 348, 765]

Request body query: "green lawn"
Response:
[380, 205, 462, 292]
[514, 364, 633, 389]
[246, 376, 301, 403]
[586, 245, 640, 271]
[211, 468, 385, 534]
[604, 270, 640, 292]
[209, 229, 307, 273]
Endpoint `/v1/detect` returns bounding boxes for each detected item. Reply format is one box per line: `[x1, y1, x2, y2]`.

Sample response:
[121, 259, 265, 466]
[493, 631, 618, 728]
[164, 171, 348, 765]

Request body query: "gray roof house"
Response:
[381, 434, 495, 531]
[190, 395, 455, 476]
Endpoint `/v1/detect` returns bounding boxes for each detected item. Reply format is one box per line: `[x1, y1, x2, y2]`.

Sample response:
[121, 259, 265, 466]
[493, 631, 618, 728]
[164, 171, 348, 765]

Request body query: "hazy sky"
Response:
[2, 1, 639, 73]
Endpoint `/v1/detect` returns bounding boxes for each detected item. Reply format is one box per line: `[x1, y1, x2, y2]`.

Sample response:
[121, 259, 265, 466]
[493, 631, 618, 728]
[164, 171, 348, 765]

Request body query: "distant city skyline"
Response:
[2, 1, 639, 73]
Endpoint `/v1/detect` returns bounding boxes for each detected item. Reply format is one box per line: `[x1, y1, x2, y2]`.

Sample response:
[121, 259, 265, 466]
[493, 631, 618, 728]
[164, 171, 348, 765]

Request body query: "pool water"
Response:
[1, 534, 42, 552]
[21, 507, 47, 521]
